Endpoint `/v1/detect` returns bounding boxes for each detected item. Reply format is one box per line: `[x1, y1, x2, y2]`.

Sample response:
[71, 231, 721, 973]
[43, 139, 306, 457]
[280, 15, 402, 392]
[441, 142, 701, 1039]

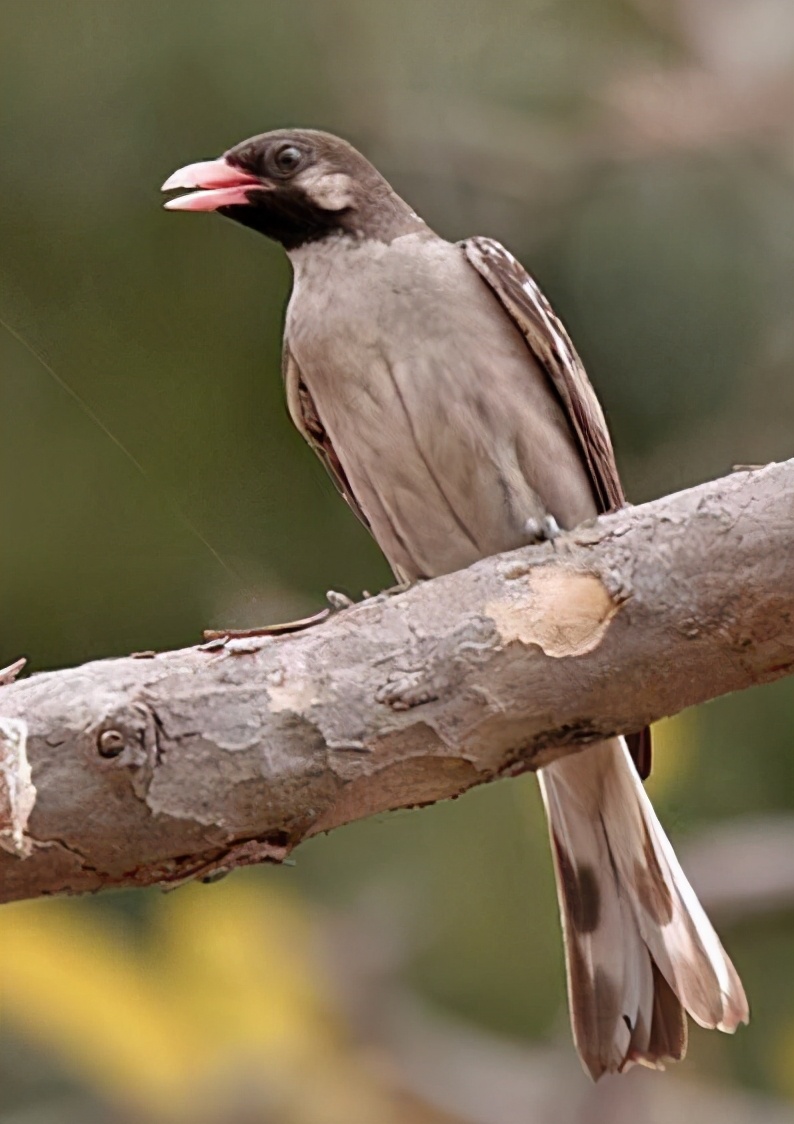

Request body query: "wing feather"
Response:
[462, 236, 651, 778]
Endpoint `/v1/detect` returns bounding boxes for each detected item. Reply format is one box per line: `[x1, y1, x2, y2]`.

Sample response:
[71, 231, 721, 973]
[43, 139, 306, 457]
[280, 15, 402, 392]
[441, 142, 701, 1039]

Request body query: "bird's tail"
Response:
[537, 737, 748, 1079]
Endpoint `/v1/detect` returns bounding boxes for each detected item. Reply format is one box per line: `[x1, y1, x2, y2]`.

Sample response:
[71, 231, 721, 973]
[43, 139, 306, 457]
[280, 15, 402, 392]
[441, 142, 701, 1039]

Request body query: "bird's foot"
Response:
[523, 515, 561, 545]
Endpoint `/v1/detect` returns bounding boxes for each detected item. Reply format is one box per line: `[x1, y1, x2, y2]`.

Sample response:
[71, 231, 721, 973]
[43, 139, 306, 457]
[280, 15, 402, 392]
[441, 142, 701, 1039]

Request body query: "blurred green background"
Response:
[2, 1, 794, 1121]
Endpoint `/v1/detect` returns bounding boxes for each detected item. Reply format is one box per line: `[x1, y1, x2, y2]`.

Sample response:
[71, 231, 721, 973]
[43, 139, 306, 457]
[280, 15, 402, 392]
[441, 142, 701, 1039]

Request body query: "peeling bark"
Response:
[1, 460, 793, 904]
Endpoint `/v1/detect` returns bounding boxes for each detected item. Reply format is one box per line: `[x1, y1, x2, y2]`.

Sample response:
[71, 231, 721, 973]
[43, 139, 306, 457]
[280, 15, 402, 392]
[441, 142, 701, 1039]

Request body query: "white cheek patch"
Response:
[301, 170, 356, 212]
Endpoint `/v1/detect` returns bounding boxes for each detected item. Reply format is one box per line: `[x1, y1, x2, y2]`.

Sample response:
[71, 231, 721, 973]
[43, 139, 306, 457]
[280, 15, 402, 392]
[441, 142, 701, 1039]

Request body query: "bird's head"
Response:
[162, 128, 424, 250]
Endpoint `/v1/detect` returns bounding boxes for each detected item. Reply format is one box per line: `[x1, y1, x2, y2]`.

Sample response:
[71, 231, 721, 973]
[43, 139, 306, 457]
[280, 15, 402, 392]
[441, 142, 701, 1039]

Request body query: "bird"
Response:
[162, 128, 749, 1078]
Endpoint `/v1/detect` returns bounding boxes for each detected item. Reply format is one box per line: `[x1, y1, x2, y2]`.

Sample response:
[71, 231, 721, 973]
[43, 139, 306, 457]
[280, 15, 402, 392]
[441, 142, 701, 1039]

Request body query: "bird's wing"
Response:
[463, 236, 624, 511]
[283, 339, 372, 532]
[462, 235, 651, 778]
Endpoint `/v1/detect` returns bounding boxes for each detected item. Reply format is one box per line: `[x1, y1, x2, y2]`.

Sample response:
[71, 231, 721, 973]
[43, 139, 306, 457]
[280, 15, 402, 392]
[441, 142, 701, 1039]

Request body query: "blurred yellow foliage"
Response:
[644, 712, 694, 799]
[0, 878, 433, 1123]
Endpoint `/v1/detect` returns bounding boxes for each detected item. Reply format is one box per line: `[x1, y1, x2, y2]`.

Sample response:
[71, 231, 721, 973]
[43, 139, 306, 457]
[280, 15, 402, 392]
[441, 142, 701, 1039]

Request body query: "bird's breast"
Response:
[285, 235, 595, 580]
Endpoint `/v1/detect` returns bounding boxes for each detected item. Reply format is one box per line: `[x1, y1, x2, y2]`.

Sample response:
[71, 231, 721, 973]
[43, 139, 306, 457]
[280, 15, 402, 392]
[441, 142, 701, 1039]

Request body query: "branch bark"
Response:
[2, 461, 793, 904]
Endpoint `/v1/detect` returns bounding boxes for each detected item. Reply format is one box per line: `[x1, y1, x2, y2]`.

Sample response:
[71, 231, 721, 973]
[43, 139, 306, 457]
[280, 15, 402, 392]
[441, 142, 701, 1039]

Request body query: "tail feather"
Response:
[538, 737, 748, 1079]
[645, 963, 687, 1068]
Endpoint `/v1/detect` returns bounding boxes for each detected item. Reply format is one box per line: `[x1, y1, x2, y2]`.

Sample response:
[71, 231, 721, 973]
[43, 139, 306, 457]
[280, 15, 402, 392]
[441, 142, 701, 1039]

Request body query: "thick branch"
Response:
[1, 461, 793, 903]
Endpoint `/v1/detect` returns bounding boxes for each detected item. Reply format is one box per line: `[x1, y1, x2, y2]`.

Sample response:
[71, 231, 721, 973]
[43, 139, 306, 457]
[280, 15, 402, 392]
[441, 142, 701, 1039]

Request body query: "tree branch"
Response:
[1, 460, 793, 903]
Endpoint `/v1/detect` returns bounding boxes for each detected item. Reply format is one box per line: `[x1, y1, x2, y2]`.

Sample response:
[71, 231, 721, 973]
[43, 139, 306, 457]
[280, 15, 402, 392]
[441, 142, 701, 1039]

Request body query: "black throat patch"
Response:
[218, 185, 355, 250]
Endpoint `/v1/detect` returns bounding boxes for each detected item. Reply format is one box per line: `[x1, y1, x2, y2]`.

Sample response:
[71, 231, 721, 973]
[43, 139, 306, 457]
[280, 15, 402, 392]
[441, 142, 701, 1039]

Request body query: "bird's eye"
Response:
[272, 144, 304, 175]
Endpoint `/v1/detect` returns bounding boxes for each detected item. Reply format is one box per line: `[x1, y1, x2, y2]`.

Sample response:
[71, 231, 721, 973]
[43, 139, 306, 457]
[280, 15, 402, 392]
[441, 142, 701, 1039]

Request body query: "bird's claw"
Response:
[523, 515, 561, 545]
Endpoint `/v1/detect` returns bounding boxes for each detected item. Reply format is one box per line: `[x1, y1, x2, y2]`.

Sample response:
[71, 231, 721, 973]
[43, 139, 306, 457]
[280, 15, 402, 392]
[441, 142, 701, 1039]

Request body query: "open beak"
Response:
[161, 157, 262, 211]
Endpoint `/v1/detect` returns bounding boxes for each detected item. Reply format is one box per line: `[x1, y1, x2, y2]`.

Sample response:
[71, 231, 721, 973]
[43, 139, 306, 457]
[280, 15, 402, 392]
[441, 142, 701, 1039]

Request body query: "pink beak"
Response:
[161, 157, 262, 211]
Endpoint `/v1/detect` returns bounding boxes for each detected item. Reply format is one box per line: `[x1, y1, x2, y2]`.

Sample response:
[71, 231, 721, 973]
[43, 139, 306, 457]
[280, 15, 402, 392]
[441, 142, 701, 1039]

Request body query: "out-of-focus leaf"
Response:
[0, 882, 459, 1122]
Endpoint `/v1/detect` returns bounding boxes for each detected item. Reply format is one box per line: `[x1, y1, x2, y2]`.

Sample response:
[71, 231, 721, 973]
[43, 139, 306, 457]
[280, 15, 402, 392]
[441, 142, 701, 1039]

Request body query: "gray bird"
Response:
[162, 129, 748, 1078]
